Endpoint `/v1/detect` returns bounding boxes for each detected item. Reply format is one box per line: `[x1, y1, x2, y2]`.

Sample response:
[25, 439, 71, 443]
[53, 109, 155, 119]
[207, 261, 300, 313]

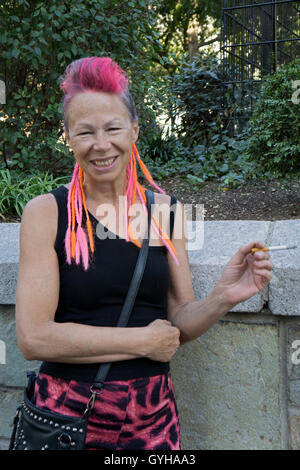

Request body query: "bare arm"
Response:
[167, 201, 272, 344]
[166, 200, 233, 343]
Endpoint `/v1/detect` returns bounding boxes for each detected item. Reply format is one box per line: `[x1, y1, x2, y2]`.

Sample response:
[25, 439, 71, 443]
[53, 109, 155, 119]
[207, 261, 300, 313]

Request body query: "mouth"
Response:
[90, 156, 118, 170]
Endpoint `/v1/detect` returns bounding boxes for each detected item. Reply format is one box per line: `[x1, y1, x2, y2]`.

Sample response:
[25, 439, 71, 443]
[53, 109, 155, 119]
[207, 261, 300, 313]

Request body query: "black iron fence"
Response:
[220, 0, 300, 133]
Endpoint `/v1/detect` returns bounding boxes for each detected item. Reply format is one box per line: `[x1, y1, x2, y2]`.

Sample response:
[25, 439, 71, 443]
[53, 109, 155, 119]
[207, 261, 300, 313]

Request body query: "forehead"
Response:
[67, 91, 130, 129]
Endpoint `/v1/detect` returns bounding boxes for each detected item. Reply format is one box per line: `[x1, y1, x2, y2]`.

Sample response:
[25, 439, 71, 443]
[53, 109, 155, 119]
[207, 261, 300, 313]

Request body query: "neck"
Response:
[83, 173, 128, 208]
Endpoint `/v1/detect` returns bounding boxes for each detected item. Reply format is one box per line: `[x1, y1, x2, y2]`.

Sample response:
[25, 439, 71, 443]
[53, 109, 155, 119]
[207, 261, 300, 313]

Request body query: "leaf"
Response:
[34, 47, 42, 57]
[12, 49, 20, 58]
[219, 164, 229, 173]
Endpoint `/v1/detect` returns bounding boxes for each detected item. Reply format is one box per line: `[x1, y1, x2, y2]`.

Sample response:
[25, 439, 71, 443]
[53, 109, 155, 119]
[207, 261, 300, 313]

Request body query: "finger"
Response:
[229, 241, 262, 265]
[253, 240, 266, 249]
[246, 241, 267, 258]
[254, 260, 274, 269]
[254, 268, 273, 280]
[254, 250, 270, 260]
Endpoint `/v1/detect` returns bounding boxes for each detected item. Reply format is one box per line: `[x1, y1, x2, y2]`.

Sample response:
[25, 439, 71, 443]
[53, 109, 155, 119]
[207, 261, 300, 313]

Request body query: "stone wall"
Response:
[0, 220, 299, 450]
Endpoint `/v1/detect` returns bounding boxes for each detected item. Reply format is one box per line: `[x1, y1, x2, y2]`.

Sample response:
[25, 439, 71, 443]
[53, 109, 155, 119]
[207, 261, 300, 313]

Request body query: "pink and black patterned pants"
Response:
[33, 372, 182, 450]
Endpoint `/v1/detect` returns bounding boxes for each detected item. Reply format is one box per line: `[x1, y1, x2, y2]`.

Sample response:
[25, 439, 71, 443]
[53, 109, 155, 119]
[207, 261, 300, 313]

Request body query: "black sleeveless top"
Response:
[40, 185, 177, 382]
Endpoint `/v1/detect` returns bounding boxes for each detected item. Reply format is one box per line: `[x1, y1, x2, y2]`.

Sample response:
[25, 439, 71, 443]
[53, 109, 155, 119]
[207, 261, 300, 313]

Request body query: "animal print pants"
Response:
[33, 372, 182, 450]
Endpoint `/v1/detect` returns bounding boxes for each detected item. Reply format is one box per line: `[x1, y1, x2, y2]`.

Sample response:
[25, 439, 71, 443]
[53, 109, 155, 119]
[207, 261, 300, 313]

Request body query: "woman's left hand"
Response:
[214, 241, 273, 307]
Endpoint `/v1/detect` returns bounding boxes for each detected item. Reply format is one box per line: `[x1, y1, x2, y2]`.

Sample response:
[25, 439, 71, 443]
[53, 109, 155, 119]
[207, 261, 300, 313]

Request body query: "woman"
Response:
[16, 57, 273, 450]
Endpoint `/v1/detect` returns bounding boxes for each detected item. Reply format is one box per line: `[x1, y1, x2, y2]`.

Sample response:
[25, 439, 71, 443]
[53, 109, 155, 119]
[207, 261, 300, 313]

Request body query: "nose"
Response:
[93, 130, 111, 152]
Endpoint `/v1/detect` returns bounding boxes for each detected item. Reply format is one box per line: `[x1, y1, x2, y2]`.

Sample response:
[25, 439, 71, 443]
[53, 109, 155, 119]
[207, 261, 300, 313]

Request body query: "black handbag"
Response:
[9, 189, 154, 451]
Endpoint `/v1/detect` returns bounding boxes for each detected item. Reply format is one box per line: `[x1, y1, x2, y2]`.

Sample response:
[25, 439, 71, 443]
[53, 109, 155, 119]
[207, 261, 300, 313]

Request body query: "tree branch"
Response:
[198, 35, 221, 48]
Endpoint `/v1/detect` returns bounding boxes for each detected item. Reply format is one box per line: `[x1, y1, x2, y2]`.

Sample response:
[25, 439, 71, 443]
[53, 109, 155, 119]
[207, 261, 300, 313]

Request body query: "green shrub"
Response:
[139, 128, 188, 163]
[0, 169, 70, 219]
[0, 0, 161, 174]
[139, 129, 254, 188]
[245, 59, 300, 176]
[165, 53, 224, 147]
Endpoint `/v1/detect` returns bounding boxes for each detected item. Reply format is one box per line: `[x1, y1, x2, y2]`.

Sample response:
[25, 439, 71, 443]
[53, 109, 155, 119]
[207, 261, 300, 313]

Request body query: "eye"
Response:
[108, 127, 121, 131]
[78, 132, 92, 135]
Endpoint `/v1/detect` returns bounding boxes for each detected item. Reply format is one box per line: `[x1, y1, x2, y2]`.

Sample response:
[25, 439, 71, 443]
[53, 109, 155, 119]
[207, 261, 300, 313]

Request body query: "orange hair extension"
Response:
[126, 147, 140, 247]
[66, 146, 179, 269]
[78, 168, 95, 254]
[128, 147, 178, 263]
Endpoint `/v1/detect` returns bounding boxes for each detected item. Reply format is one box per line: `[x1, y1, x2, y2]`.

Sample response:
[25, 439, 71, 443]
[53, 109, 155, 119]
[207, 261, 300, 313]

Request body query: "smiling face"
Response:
[65, 91, 139, 189]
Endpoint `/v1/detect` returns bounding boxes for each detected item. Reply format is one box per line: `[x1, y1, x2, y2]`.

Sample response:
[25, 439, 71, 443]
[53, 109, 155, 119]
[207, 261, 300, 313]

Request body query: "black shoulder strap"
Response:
[91, 189, 154, 391]
[170, 196, 177, 240]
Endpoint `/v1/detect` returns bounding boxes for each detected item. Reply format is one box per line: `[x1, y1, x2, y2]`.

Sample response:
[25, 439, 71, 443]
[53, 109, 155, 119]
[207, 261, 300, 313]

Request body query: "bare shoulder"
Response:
[21, 193, 58, 247]
[153, 191, 184, 220]
[152, 191, 183, 211]
[152, 191, 182, 209]
[152, 191, 184, 228]
[152, 191, 172, 206]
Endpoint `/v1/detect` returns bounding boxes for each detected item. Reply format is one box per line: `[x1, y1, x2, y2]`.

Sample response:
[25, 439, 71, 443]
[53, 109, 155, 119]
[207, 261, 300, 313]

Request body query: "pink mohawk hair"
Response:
[61, 57, 130, 130]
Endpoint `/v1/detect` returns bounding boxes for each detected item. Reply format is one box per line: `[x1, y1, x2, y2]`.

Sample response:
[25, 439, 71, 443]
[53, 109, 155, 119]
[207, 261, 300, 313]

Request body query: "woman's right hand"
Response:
[143, 319, 181, 362]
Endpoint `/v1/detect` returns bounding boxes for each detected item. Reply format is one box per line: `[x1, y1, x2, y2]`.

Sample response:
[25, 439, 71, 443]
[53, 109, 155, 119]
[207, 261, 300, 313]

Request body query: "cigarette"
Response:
[251, 245, 297, 252]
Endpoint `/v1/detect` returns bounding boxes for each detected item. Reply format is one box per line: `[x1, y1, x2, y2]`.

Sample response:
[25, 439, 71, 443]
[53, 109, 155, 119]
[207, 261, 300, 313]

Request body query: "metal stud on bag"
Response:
[58, 433, 72, 449]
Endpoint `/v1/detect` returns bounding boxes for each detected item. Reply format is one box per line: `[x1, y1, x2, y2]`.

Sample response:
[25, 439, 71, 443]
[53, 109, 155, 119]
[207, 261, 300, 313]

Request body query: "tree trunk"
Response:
[187, 15, 200, 62]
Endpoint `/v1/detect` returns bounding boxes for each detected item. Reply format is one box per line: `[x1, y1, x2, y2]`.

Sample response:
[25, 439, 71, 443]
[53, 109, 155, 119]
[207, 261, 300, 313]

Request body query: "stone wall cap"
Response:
[0, 220, 299, 315]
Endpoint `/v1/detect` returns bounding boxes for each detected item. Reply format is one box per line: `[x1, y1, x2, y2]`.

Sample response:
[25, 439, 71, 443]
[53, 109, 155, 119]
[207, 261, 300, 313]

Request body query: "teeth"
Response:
[93, 158, 115, 167]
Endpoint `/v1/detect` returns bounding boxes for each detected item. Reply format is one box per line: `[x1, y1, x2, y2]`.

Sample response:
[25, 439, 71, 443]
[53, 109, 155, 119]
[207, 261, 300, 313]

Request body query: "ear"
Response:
[64, 127, 71, 147]
[132, 120, 139, 143]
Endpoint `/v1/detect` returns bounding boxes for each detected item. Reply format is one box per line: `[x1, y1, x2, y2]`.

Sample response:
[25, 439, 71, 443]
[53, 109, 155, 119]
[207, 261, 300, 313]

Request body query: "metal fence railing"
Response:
[220, 0, 300, 133]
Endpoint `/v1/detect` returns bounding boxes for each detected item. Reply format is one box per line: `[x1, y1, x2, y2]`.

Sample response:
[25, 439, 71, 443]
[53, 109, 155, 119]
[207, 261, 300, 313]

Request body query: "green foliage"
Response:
[136, 49, 270, 188]
[223, 80, 262, 135]
[0, 0, 161, 174]
[165, 53, 224, 147]
[245, 59, 300, 176]
[139, 128, 251, 188]
[0, 169, 70, 219]
[154, 54, 300, 186]
[0, 0, 298, 202]
[139, 128, 188, 163]
[154, 0, 221, 65]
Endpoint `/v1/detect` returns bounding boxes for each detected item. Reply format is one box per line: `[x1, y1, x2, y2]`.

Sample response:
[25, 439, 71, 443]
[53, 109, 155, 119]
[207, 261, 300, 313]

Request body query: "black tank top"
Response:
[40, 185, 177, 382]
